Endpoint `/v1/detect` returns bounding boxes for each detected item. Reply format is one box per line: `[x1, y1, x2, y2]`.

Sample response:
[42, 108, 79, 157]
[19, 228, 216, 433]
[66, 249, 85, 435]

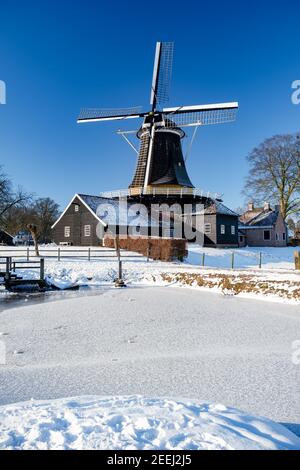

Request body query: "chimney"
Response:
[264, 202, 271, 211]
[248, 202, 254, 211]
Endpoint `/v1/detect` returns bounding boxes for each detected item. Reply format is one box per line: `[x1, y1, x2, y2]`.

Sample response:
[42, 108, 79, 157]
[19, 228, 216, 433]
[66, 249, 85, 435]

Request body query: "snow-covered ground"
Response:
[187, 245, 297, 270]
[1, 244, 299, 268]
[1, 395, 299, 450]
[0, 288, 299, 427]
[1, 246, 299, 449]
[1, 245, 299, 304]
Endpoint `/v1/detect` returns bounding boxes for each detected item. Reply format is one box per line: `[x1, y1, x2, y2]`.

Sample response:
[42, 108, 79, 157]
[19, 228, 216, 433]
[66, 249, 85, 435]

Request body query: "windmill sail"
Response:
[77, 106, 145, 123]
[162, 102, 238, 127]
[150, 42, 174, 109]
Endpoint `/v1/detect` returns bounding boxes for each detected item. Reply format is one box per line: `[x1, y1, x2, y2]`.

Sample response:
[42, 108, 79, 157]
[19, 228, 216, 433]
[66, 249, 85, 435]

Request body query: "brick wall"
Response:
[104, 235, 187, 262]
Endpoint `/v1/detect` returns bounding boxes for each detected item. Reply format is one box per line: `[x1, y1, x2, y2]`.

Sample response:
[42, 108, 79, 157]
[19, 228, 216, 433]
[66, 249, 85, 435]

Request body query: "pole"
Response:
[58, 247, 60, 261]
[5, 257, 10, 280]
[202, 253, 205, 267]
[114, 235, 126, 287]
[27, 247, 29, 261]
[88, 247, 91, 261]
[40, 258, 45, 280]
[259, 252, 262, 269]
[231, 252, 235, 269]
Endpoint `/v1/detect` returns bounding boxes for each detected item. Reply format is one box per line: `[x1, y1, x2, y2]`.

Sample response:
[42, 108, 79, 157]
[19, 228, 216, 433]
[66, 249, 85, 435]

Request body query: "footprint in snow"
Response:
[13, 350, 25, 355]
[0, 332, 9, 336]
[126, 336, 138, 344]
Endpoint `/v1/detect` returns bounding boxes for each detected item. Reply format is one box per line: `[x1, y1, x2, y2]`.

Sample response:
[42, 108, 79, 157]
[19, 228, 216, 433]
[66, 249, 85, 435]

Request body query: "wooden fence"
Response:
[0, 247, 144, 262]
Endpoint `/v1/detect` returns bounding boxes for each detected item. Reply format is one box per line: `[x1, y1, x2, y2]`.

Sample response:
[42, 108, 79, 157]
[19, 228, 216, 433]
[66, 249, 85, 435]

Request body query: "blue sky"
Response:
[0, 0, 300, 211]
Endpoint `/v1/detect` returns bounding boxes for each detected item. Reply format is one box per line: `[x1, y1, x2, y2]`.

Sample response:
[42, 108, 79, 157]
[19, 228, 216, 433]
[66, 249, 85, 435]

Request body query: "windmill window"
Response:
[204, 223, 211, 234]
[84, 225, 91, 237]
[283, 233, 286, 241]
[220, 225, 225, 235]
[264, 230, 270, 241]
[74, 204, 79, 212]
[276, 233, 278, 241]
[64, 226, 71, 238]
[231, 225, 236, 235]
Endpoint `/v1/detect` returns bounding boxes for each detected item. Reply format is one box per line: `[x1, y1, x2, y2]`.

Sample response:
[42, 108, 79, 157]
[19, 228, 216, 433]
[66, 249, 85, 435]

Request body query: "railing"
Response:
[100, 187, 222, 199]
[0, 247, 144, 261]
[0, 257, 45, 281]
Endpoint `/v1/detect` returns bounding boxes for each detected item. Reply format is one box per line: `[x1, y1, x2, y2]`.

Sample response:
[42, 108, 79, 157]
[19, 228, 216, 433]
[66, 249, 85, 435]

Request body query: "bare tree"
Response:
[32, 197, 60, 243]
[243, 134, 300, 220]
[0, 166, 31, 225]
[27, 224, 39, 257]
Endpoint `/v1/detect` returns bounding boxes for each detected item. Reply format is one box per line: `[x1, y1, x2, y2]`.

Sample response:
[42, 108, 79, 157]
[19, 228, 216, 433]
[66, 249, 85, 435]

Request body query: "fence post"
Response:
[294, 251, 300, 270]
[147, 243, 150, 262]
[202, 253, 205, 267]
[231, 252, 235, 269]
[58, 247, 60, 262]
[5, 257, 10, 280]
[27, 247, 29, 261]
[40, 258, 45, 280]
[88, 247, 91, 261]
[259, 252, 262, 269]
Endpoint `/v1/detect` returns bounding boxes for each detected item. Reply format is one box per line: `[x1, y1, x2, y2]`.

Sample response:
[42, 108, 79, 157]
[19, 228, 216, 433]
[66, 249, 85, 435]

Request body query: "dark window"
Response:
[264, 230, 270, 241]
[239, 236, 244, 243]
[283, 233, 286, 241]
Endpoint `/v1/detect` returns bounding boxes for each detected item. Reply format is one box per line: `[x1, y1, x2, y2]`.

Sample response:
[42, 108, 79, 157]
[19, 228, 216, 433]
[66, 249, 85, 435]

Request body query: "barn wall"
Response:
[203, 214, 217, 246]
[216, 214, 239, 247]
[52, 196, 103, 246]
[243, 221, 287, 247]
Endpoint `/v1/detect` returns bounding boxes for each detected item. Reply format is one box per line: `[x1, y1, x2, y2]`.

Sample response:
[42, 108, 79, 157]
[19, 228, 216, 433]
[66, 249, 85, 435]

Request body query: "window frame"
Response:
[74, 204, 79, 212]
[263, 230, 271, 241]
[204, 223, 212, 235]
[220, 224, 225, 235]
[84, 224, 91, 237]
[231, 225, 236, 235]
[64, 226, 71, 238]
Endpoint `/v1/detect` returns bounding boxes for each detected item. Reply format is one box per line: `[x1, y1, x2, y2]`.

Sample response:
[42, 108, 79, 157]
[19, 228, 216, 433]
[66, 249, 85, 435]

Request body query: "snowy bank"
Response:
[0, 395, 299, 450]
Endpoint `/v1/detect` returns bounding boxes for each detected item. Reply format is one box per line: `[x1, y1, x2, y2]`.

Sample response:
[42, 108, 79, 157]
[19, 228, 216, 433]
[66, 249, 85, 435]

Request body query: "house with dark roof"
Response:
[51, 193, 239, 248]
[0, 229, 14, 246]
[51, 193, 168, 246]
[238, 202, 287, 247]
[187, 200, 239, 247]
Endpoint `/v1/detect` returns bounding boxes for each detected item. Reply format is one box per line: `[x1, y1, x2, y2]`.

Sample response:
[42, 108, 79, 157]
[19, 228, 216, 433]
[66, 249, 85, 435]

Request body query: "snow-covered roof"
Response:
[52, 193, 164, 229]
[186, 200, 238, 217]
[239, 208, 281, 228]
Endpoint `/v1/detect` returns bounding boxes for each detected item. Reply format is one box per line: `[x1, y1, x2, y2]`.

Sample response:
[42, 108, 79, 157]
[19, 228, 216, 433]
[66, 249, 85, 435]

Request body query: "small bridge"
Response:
[0, 257, 46, 290]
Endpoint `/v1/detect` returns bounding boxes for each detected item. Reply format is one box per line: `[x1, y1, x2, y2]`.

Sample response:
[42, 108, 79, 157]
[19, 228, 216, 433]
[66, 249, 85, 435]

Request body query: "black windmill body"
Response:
[78, 42, 238, 197]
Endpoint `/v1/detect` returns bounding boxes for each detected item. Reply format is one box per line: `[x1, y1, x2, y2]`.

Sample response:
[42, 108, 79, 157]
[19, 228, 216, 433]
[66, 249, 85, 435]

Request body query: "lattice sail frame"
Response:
[155, 42, 174, 105]
[78, 106, 144, 122]
[162, 107, 238, 128]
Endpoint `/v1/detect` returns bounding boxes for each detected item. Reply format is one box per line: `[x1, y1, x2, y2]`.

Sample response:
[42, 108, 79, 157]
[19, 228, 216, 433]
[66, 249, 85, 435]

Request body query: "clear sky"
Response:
[1, 0, 300, 211]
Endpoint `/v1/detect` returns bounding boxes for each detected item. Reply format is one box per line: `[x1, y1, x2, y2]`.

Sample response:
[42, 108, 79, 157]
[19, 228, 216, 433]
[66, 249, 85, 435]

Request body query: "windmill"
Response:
[77, 42, 238, 194]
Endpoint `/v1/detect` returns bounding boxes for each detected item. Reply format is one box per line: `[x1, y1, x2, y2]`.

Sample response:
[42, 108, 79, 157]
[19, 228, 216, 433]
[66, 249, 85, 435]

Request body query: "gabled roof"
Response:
[51, 194, 107, 229]
[51, 193, 163, 229]
[0, 228, 13, 238]
[187, 200, 238, 217]
[239, 208, 282, 229]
